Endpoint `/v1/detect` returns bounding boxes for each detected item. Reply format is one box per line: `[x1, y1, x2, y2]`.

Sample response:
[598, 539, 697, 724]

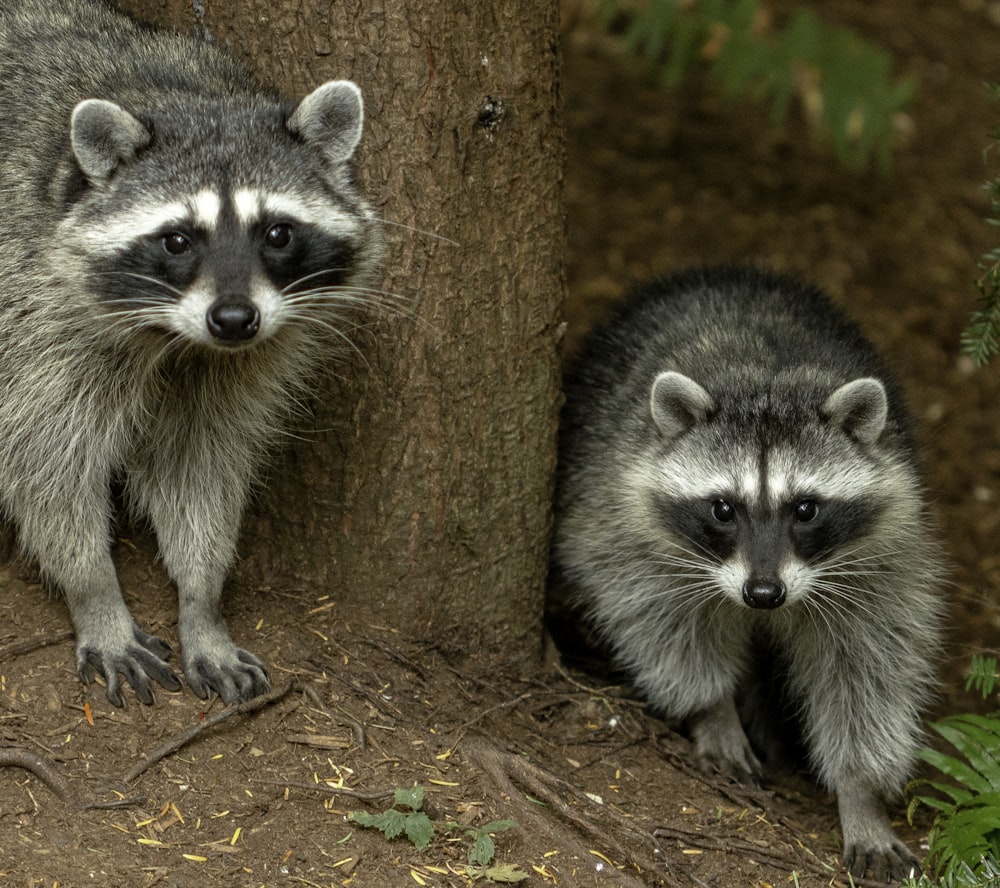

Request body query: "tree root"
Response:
[0, 682, 298, 810]
[463, 735, 684, 887]
[0, 747, 79, 807]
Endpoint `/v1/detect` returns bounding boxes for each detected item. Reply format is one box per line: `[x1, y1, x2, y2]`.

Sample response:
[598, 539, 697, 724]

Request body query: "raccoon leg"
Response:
[787, 633, 928, 882]
[16, 493, 180, 707]
[174, 557, 271, 705]
[838, 773, 920, 882]
[139, 477, 270, 705]
[67, 562, 182, 708]
[687, 695, 762, 783]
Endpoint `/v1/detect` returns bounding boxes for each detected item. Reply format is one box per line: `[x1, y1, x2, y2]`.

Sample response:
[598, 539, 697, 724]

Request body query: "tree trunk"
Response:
[118, 0, 565, 662]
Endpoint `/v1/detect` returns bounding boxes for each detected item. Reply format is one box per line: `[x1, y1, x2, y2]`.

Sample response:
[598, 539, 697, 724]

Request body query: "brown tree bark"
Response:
[118, 0, 565, 661]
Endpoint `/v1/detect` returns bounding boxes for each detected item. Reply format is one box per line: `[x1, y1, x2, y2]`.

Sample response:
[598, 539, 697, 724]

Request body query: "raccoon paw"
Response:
[688, 697, 762, 785]
[183, 647, 271, 705]
[78, 628, 182, 707]
[843, 841, 921, 883]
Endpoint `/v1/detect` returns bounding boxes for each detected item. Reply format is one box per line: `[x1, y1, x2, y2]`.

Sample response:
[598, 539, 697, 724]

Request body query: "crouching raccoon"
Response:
[0, 0, 382, 706]
[552, 266, 944, 881]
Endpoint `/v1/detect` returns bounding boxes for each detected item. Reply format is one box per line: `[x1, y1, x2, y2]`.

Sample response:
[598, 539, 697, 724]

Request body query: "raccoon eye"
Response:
[162, 231, 191, 255]
[711, 499, 736, 523]
[265, 223, 292, 249]
[794, 500, 819, 522]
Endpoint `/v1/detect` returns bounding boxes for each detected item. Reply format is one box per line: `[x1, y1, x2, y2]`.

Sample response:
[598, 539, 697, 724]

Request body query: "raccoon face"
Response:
[62, 81, 376, 351]
[85, 186, 362, 349]
[645, 371, 894, 611]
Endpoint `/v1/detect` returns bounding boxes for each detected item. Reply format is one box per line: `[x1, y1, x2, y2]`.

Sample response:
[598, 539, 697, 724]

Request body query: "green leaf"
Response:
[469, 831, 497, 867]
[404, 811, 434, 850]
[920, 746, 994, 796]
[394, 785, 425, 812]
[965, 655, 1000, 698]
[349, 808, 408, 841]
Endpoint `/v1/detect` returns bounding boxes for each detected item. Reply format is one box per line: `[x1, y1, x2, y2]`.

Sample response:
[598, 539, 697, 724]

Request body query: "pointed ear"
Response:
[650, 371, 715, 441]
[287, 80, 364, 165]
[822, 377, 888, 446]
[71, 99, 151, 184]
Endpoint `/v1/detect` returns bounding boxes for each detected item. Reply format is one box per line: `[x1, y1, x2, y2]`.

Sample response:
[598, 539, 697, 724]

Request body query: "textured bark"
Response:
[119, 0, 565, 660]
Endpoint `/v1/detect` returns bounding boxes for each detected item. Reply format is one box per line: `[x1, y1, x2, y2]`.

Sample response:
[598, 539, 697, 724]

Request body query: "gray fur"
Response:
[553, 267, 943, 882]
[71, 99, 152, 182]
[0, 0, 382, 707]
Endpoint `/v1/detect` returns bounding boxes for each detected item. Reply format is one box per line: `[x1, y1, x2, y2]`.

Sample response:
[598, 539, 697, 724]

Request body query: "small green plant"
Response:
[598, 0, 914, 169]
[909, 657, 1000, 883]
[349, 785, 435, 849]
[903, 857, 1000, 888]
[448, 819, 526, 882]
[349, 786, 527, 881]
[966, 655, 1000, 699]
[963, 89, 1000, 366]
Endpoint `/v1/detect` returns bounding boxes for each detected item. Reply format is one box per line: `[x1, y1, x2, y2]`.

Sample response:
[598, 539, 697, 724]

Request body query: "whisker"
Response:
[379, 217, 459, 247]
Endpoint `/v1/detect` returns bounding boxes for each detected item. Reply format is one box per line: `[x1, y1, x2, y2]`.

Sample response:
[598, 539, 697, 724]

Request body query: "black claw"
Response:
[186, 653, 271, 705]
[78, 639, 180, 706]
[132, 648, 182, 692]
[135, 628, 173, 661]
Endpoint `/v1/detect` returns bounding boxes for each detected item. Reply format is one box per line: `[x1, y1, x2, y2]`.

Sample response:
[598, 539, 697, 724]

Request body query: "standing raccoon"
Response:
[553, 267, 943, 881]
[0, 0, 381, 706]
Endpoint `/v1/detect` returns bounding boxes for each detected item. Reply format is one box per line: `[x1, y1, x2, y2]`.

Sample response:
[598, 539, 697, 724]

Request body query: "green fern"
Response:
[598, 0, 914, 169]
[903, 856, 1000, 888]
[966, 656, 1000, 700]
[962, 90, 1000, 365]
[910, 715, 1000, 881]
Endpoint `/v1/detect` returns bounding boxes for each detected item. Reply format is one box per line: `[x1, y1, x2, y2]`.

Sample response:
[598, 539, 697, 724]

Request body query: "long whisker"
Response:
[378, 217, 459, 247]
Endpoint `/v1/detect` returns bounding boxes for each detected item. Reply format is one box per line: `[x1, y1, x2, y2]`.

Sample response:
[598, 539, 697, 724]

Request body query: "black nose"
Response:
[206, 301, 260, 342]
[742, 579, 787, 609]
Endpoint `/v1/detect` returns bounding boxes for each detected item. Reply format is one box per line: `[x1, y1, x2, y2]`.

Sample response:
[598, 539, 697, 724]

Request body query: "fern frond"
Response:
[598, 0, 913, 169]
[913, 712, 1000, 882]
[966, 655, 1000, 699]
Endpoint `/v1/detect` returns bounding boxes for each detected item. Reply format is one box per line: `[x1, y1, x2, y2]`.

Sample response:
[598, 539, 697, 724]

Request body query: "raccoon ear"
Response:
[287, 80, 364, 165]
[650, 371, 715, 441]
[822, 377, 888, 446]
[71, 99, 151, 184]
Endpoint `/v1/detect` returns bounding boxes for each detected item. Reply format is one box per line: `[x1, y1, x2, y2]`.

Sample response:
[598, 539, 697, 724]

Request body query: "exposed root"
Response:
[0, 747, 146, 812]
[0, 746, 78, 806]
[463, 735, 684, 887]
[124, 680, 298, 783]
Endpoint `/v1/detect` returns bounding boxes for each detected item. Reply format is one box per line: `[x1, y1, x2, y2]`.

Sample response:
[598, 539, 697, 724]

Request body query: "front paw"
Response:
[844, 841, 921, 883]
[687, 697, 762, 785]
[183, 642, 270, 705]
[77, 626, 182, 707]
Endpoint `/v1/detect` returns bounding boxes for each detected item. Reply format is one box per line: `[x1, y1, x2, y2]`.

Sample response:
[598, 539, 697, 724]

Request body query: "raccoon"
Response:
[553, 266, 944, 881]
[0, 0, 381, 707]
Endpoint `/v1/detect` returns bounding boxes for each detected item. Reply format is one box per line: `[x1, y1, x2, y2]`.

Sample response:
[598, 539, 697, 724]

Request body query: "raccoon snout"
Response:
[207, 301, 261, 343]
[742, 579, 787, 609]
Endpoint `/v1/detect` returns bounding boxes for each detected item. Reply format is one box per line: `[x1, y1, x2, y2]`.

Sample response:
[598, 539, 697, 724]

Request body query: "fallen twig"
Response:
[256, 779, 396, 802]
[653, 824, 825, 875]
[0, 629, 74, 663]
[302, 683, 367, 752]
[124, 680, 298, 783]
[80, 793, 148, 811]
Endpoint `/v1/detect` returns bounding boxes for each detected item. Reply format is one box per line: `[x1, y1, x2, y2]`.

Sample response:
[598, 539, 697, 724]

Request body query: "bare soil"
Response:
[3, 2, 1000, 886]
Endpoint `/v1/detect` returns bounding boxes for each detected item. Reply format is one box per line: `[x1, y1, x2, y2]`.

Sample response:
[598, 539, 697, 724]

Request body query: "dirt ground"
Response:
[3, 2, 1000, 886]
